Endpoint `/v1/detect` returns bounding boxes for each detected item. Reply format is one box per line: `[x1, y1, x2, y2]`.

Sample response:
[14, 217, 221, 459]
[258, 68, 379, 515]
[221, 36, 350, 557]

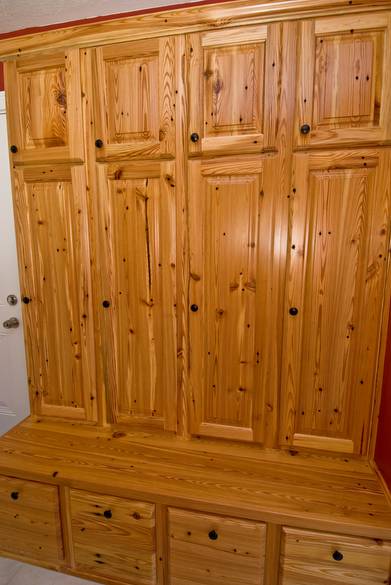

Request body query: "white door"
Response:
[0, 91, 29, 435]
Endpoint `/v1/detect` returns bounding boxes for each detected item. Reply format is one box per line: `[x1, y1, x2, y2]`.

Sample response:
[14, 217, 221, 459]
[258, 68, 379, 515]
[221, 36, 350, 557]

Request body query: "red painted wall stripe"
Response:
[376, 304, 391, 489]
[0, 63, 3, 91]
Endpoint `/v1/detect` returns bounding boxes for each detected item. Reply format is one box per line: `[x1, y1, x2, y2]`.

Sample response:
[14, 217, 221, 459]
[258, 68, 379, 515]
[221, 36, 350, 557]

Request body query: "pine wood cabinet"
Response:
[1, 2, 391, 584]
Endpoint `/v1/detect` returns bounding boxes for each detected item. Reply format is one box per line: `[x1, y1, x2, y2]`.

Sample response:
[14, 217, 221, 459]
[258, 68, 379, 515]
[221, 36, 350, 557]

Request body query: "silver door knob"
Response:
[3, 317, 19, 329]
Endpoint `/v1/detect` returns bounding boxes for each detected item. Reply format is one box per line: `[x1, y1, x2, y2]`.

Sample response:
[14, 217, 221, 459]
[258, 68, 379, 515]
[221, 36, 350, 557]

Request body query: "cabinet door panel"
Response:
[281, 150, 391, 454]
[14, 165, 96, 420]
[70, 490, 156, 585]
[189, 156, 280, 443]
[296, 13, 391, 147]
[6, 49, 83, 164]
[94, 161, 176, 429]
[169, 508, 266, 585]
[280, 527, 391, 585]
[188, 24, 280, 156]
[0, 476, 63, 565]
[91, 37, 176, 161]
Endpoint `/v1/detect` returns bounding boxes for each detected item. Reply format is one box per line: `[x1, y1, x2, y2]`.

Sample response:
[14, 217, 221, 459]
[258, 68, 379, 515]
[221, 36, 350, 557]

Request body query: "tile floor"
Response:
[0, 557, 98, 585]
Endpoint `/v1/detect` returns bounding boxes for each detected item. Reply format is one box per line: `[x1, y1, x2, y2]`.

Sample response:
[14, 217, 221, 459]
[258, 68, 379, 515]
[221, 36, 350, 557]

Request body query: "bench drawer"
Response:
[169, 508, 266, 585]
[280, 527, 391, 585]
[0, 475, 63, 564]
[70, 489, 156, 584]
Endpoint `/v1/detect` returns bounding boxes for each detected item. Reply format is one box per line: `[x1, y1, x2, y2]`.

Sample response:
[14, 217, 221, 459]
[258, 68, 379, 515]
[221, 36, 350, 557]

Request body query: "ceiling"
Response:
[0, 0, 202, 34]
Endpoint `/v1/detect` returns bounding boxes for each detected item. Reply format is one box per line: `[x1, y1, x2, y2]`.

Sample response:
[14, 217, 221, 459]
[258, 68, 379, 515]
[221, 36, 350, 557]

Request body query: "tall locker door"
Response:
[281, 150, 391, 454]
[187, 24, 280, 157]
[86, 38, 178, 429]
[295, 12, 391, 148]
[13, 164, 97, 421]
[188, 156, 282, 443]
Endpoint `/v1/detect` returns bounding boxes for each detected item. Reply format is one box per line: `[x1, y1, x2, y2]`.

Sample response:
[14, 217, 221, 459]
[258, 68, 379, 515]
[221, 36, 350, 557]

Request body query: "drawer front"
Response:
[70, 490, 156, 585]
[281, 527, 391, 585]
[0, 475, 63, 564]
[169, 508, 266, 585]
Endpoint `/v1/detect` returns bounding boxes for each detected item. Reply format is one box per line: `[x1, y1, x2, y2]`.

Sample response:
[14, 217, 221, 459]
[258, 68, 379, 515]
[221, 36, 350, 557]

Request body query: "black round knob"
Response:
[332, 550, 344, 562]
[190, 133, 200, 143]
[289, 307, 299, 316]
[22, 296, 30, 304]
[10, 145, 18, 154]
[10, 491, 19, 500]
[208, 530, 218, 541]
[190, 304, 199, 312]
[300, 124, 311, 135]
[103, 509, 112, 519]
[102, 300, 110, 308]
[95, 139, 104, 148]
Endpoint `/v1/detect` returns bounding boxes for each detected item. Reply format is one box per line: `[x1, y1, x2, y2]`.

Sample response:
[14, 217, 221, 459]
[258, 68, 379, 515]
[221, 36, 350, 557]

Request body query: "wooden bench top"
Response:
[0, 418, 390, 539]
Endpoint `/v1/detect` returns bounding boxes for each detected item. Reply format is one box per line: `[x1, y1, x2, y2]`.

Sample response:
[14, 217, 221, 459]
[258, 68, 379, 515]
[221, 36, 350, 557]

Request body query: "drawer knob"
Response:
[22, 296, 30, 304]
[332, 550, 344, 562]
[300, 124, 311, 135]
[289, 307, 299, 316]
[102, 300, 111, 308]
[208, 530, 218, 541]
[190, 304, 199, 313]
[10, 145, 18, 154]
[10, 491, 19, 500]
[103, 510, 112, 519]
[190, 133, 200, 143]
[95, 139, 104, 148]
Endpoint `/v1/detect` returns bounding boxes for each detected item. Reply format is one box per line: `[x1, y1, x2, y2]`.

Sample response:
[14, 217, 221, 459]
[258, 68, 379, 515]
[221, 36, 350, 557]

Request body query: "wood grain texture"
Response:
[168, 508, 266, 585]
[70, 489, 156, 584]
[295, 13, 391, 147]
[1, 419, 391, 540]
[0, 475, 63, 564]
[281, 150, 391, 455]
[280, 527, 391, 585]
[2, 0, 391, 58]
[13, 164, 97, 421]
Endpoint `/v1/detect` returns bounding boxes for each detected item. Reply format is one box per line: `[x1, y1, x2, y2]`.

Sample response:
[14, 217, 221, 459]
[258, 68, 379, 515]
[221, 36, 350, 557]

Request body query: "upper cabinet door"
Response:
[91, 37, 176, 161]
[6, 49, 84, 165]
[187, 24, 280, 157]
[281, 150, 391, 455]
[14, 164, 96, 421]
[296, 13, 391, 147]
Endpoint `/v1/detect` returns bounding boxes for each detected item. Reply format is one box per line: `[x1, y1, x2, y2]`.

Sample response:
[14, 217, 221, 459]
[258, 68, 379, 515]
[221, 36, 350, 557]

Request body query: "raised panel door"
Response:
[6, 49, 83, 164]
[13, 164, 96, 421]
[281, 150, 391, 454]
[90, 37, 176, 161]
[93, 161, 177, 429]
[296, 13, 391, 147]
[188, 155, 282, 443]
[187, 24, 280, 156]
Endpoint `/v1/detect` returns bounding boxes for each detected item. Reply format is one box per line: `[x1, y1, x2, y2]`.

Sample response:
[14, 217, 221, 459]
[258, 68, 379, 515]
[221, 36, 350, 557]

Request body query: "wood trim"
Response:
[1, 0, 391, 59]
[371, 460, 391, 507]
[264, 524, 282, 585]
[58, 486, 75, 568]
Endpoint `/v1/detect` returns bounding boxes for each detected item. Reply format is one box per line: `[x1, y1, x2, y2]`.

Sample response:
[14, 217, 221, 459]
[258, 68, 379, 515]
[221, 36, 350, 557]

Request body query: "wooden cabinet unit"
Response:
[1, 1, 391, 585]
